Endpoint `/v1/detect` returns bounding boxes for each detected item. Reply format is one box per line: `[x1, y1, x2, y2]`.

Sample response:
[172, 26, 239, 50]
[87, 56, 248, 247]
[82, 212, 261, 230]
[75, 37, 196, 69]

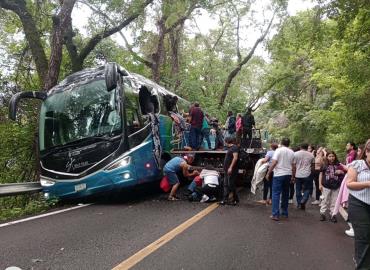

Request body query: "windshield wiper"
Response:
[41, 134, 122, 157]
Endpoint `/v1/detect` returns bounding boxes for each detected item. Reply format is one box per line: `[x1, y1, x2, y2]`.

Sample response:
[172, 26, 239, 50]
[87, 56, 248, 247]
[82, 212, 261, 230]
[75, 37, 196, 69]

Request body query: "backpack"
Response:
[228, 116, 236, 133]
[322, 164, 345, 190]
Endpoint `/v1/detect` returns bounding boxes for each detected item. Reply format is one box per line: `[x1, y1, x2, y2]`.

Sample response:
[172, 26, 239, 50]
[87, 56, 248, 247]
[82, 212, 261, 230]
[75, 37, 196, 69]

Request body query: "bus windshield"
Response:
[39, 78, 122, 151]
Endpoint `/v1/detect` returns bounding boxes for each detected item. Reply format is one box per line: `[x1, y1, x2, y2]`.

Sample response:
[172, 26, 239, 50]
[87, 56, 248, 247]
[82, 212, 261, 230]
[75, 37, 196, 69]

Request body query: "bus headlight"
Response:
[106, 156, 131, 170]
[40, 178, 55, 187]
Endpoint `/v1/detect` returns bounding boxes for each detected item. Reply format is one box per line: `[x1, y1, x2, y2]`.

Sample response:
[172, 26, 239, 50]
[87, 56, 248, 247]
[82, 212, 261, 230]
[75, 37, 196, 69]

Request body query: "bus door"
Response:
[124, 82, 160, 183]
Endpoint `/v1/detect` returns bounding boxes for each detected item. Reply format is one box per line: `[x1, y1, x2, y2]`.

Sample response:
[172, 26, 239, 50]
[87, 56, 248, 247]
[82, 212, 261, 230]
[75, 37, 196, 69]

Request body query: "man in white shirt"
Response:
[294, 143, 314, 210]
[266, 138, 296, 221]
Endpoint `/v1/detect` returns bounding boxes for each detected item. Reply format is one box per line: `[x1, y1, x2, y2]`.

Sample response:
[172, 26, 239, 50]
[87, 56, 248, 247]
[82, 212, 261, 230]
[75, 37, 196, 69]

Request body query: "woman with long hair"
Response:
[319, 150, 347, 222]
[347, 139, 370, 269]
[311, 147, 326, 205]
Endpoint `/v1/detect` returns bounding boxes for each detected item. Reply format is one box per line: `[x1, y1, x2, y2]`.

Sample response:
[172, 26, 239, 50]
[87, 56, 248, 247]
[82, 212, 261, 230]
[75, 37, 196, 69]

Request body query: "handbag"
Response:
[160, 176, 171, 192]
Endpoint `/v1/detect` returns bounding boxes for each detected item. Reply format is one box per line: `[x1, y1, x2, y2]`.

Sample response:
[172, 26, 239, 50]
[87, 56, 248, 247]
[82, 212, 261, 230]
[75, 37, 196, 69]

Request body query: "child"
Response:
[319, 150, 347, 222]
[220, 136, 239, 205]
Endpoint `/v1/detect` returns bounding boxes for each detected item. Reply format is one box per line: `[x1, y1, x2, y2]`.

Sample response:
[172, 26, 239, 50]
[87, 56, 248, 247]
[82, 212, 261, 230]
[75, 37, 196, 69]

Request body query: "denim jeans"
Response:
[295, 176, 313, 205]
[272, 175, 291, 217]
[348, 195, 370, 269]
[201, 128, 211, 149]
[190, 126, 202, 149]
[188, 180, 197, 192]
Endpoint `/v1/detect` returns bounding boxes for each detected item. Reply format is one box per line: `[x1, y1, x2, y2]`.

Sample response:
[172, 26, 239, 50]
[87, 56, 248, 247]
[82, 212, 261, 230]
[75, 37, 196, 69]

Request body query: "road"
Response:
[0, 188, 354, 270]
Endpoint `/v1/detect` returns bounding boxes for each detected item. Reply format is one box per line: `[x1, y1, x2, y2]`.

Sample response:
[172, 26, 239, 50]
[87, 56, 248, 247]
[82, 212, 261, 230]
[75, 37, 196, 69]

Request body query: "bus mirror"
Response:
[9, 91, 47, 121]
[105, 63, 118, 92]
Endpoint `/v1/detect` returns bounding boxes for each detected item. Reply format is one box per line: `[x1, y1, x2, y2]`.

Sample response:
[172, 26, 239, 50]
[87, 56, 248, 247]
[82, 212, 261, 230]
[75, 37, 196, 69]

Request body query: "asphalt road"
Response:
[0, 188, 355, 270]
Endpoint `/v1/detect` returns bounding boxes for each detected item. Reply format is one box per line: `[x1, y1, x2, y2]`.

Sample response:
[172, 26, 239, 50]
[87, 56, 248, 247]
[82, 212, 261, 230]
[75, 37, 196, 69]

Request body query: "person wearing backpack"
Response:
[200, 113, 211, 149]
[225, 111, 236, 137]
[319, 150, 347, 222]
[241, 108, 255, 148]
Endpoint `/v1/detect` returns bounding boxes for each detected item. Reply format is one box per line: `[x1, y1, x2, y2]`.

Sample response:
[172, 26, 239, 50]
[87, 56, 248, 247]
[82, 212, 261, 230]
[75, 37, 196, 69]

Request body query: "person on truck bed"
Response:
[242, 108, 255, 148]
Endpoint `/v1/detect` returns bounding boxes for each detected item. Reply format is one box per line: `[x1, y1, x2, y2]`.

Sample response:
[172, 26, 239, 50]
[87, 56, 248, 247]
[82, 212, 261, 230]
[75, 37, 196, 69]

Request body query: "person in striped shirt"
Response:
[347, 139, 370, 269]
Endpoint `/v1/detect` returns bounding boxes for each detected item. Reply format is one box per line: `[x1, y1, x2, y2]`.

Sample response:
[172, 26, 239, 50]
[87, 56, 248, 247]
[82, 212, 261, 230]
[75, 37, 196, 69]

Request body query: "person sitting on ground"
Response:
[220, 136, 240, 206]
[163, 154, 199, 201]
[319, 150, 347, 222]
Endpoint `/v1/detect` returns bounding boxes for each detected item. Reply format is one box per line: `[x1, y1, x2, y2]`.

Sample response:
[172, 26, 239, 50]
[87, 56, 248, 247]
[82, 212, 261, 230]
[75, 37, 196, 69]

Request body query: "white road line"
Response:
[0, 204, 92, 228]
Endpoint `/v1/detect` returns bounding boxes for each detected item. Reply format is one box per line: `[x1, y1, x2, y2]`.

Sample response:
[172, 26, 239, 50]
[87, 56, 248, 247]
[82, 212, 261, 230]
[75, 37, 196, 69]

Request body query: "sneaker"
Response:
[330, 215, 337, 223]
[209, 196, 217, 202]
[270, 215, 279, 221]
[200, 194, 209, 203]
[288, 199, 293, 204]
[320, 214, 326, 221]
[300, 203, 306, 210]
[345, 228, 355, 237]
[311, 200, 320, 205]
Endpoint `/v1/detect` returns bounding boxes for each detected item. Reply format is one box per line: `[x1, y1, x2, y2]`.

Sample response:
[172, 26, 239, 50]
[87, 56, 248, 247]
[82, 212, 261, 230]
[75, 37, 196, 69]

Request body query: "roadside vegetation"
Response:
[0, 0, 369, 219]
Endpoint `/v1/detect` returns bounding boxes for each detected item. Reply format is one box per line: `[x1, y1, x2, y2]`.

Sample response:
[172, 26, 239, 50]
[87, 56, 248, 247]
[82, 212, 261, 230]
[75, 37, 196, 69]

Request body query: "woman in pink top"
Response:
[235, 113, 243, 146]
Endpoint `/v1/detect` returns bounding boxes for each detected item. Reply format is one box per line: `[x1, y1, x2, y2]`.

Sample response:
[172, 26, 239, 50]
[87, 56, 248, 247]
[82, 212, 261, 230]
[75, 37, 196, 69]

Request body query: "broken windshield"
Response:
[39, 78, 122, 151]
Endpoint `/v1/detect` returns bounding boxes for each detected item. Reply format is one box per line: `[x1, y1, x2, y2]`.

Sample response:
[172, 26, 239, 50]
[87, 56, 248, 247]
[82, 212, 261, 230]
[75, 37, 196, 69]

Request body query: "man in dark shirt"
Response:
[220, 136, 239, 205]
[242, 108, 255, 147]
[189, 102, 204, 150]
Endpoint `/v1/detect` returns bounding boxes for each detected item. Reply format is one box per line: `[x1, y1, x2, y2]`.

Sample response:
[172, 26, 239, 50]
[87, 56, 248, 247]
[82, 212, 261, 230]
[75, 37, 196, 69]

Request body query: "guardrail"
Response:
[0, 182, 42, 197]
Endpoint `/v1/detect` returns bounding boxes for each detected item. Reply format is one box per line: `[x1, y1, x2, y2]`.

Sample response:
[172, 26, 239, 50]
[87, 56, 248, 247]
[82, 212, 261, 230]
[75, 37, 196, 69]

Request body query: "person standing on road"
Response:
[220, 136, 239, 206]
[311, 147, 326, 205]
[164, 154, 199, 201]
[319, 150, 347, 222]
[257, 143, 278, 205]
[189, 102, 204, 150]
[294, 143, 315, 210]
[347, 139, 370, 270]
[266, 138, 295, 221]
[346, 142, 357, 165]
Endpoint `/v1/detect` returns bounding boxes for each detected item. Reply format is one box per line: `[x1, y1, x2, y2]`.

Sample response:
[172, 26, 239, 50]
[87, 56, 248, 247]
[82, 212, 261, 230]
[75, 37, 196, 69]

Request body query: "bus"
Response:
[9, 63, 190, 199]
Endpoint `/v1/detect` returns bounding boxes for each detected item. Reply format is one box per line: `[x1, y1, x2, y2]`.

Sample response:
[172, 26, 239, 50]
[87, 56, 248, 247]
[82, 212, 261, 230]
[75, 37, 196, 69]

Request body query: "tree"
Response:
[0, 0, 152, 90]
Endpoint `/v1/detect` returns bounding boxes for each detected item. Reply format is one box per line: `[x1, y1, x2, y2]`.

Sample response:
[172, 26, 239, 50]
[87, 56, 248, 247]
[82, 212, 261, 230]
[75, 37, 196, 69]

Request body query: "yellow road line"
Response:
[112, 203, 219, 270]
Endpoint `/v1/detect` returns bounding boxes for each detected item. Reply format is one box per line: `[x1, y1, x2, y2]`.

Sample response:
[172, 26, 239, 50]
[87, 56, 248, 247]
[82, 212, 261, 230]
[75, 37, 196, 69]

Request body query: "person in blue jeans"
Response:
[266, 138, 296, 221]
[164, 154, 199, 200]
[189, 102, 204, 150]
[294, 143, 315, 210]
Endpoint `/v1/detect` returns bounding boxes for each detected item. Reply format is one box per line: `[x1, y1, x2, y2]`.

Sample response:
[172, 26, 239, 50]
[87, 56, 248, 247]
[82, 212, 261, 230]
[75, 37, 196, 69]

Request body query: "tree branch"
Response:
[0, 0, 48, 86]
[78, 0, 153, 64]
[219, 12, 276, 107]
[78, 0, 153, 69]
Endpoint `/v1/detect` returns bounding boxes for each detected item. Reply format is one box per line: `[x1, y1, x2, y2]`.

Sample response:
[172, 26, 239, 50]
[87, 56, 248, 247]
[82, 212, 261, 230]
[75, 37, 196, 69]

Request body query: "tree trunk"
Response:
[152, 18, 166, 83]
[44, 0, 76, 90]
[169, 25, 183, 91]
[0, 0, 48, 86]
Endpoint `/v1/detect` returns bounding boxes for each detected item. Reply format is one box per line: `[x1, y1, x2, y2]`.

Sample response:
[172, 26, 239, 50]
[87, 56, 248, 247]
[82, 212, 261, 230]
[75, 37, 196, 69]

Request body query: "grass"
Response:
[0, 193, 59, 222]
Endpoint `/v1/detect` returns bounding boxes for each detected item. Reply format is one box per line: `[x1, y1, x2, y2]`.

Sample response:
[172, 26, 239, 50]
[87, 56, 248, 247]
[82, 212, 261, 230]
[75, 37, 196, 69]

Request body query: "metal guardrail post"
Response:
[0, 182, 43, 197]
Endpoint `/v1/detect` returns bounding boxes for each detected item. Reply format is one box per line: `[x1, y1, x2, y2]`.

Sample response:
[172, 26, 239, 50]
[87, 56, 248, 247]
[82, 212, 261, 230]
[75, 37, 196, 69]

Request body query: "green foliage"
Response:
[262, 5, 370, 160]
[0, 194, 59, 222]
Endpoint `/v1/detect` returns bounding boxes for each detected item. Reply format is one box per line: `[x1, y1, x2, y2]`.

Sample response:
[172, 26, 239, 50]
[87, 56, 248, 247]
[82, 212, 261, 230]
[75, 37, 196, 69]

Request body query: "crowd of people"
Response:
[171, 101, 256, 151]
[254, 139, 370, 269]
[164, 101, 369, 269]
